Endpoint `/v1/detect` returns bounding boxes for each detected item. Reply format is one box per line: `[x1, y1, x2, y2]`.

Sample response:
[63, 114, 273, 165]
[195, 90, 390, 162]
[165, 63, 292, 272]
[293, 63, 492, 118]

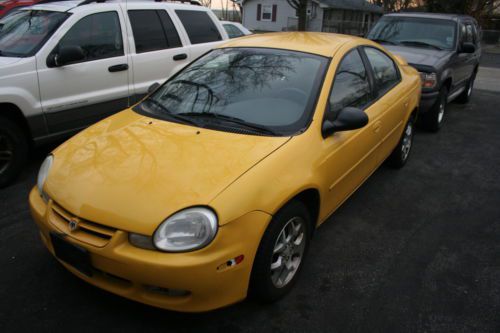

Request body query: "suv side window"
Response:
[329, 49, 372, 117]
[364, 47, 400, 94]
[465, 23, 477, 45]
[128, 10, 182, 53]
[224, 24, 244, 38]
[57, 12, 123, 63]
[175, 10, 222, 44]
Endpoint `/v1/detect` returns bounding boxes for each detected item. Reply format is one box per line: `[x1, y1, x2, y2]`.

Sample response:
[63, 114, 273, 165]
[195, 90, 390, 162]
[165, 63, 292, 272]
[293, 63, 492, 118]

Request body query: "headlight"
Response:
[153, 207, 218, 252]
[419, 72, 437, 89]
[37, 155, 53, 202]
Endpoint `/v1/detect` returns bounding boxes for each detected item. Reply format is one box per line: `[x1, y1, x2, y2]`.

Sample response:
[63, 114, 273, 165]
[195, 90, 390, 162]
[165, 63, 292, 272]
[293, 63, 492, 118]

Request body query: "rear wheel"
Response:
[456, 71, 476, 104]
[421, 86, 448, 132]
[250, 200, 311, 302]
[386, 116, 415, 169]
[0, 116, 29, 188]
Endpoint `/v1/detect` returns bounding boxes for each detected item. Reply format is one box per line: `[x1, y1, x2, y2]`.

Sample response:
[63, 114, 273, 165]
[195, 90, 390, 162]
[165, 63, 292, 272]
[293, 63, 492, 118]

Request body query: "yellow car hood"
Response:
[45, 110, 290, 234]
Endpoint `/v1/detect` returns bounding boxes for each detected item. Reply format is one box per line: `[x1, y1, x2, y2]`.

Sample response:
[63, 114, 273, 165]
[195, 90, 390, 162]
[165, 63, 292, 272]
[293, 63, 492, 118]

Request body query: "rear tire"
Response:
[386, 116, 415, 169]
[421, 86, 448, 132]
[0, 116, 29, 188]
[456, 71, 476, 104]
[249, 200, 311, 303]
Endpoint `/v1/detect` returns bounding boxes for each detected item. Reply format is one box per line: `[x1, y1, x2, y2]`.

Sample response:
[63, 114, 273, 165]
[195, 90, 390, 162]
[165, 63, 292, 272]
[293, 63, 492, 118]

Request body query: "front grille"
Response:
[48, 201, 116, 247]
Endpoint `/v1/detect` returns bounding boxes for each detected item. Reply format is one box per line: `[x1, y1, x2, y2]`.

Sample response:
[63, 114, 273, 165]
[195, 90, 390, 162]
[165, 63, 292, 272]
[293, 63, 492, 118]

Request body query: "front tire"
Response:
[386, 116, 415, 169]
[0, 116, 29, 188]
[421, 86, 448, 132]
[250, 200, 311, 303]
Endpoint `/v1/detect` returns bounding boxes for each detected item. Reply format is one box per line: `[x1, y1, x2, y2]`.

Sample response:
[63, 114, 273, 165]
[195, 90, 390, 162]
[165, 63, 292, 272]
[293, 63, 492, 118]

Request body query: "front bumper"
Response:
[419, 90, 440, 113]
[29, 187, 271, 312]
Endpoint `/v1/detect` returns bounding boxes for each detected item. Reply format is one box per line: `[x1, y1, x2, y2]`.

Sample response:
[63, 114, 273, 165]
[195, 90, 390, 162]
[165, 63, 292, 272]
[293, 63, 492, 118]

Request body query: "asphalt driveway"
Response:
[0, 87, 499, 332]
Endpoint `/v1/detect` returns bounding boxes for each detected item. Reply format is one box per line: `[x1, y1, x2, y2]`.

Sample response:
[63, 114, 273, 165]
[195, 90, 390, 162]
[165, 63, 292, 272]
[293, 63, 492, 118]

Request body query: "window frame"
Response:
[49, 11, 124, 66]
[261, 4, 273, 21]
[128, 9, 182, 54]
[360, 46, 402, 98]
[322, 45, 402, 137]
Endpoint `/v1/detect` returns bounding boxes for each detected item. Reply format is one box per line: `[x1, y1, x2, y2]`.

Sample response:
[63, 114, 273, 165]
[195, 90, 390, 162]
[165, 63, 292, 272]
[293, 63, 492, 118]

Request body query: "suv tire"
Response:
[456, 71, 476, 104]
[0, 116, 29, 188]
[421, 86, 448, 132]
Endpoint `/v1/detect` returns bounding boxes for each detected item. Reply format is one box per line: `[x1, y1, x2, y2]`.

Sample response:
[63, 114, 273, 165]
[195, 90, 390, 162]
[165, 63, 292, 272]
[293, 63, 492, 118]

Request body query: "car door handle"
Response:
[108, 64, 129, 72]
[173, 53, 188, 61]
[373, 121, 382, 133]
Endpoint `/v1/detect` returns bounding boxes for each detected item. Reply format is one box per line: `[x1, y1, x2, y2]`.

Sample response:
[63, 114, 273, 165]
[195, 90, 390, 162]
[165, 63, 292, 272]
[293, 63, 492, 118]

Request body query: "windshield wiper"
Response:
[143, 99, 200, 127]
[178, 112, 278, 136]
[398, 40, 443, 50]
[371, 38, 399, 45]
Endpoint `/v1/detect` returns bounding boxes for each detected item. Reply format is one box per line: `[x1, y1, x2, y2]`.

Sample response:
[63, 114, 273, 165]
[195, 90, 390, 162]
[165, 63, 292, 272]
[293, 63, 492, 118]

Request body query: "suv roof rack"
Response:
[77, 0, 202, 6]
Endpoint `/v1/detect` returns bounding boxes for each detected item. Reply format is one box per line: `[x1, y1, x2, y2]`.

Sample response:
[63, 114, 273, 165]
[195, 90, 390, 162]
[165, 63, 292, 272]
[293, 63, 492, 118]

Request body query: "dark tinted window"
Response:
[128, 10, 181, 53]
[329, 49, 372, 116]
[224, 23, 244, 38]
[175, 10, 221, 44]
[137, 48, 328, 135]
[58, 12, 123, 62]
[364, 47, 399, 94]
[158, 10, 182, 47]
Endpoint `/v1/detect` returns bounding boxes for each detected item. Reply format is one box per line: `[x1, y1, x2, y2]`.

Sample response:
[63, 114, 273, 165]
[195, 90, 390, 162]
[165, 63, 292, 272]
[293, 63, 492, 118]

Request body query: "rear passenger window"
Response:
[329, 49, 372, 116]
[58, 12, 123, 63]
[364, 47, 400, 94]
[224, 24, 244, 39]
[175, 10, 222, 44]
[128, 10, 181, 53]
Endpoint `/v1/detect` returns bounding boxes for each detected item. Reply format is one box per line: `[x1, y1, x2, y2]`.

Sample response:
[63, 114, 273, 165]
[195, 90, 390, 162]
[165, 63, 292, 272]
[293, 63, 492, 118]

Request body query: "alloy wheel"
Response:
[437, 98, 445, 124]
[270, 216, 306, 288]
[401, 121, 413, 161]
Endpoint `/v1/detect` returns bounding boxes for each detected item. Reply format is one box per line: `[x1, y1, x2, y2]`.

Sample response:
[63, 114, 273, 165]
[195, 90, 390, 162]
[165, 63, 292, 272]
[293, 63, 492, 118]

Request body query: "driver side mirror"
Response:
[460, 42, 476, 54]
[49, 46, 85, 67]
[322, 106, 369, 137]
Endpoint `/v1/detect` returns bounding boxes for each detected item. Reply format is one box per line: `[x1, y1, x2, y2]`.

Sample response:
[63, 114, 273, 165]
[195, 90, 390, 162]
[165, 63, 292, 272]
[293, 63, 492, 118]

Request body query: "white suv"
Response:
[0, 0, 228, 186]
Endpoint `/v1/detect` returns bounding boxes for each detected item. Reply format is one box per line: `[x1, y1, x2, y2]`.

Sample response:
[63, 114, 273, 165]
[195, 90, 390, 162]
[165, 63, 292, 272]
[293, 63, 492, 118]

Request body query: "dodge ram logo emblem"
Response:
[68, 219, 79, 232]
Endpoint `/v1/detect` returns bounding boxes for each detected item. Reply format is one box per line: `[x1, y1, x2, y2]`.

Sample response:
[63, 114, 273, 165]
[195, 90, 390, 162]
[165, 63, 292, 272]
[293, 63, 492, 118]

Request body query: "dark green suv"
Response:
[368, 13, 481, 131]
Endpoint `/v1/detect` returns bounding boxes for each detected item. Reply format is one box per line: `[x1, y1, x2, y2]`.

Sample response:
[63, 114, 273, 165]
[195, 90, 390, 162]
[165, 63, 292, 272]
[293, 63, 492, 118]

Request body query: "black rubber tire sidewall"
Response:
[386, 116, 415, 169]
[422, 86, 448, 132]
[0, 116, 29, 187]
[457, 72, 476, 104]
[249, 200, 311, 303]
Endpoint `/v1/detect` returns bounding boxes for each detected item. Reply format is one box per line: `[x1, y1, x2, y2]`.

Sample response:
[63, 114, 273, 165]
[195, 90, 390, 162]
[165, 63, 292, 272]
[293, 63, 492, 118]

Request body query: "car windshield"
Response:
[368, 16, 457, 50]
[136, 47, 328, 136]
[0, 10, 69, 57]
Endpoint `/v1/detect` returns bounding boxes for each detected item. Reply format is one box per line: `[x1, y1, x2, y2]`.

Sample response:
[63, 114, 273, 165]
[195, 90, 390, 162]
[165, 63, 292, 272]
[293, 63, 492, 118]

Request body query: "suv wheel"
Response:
[421, 86, 448, 132]
[0, 116, 29, 188]
[456, 71, 476, 104]
[250, 200, 311, 303]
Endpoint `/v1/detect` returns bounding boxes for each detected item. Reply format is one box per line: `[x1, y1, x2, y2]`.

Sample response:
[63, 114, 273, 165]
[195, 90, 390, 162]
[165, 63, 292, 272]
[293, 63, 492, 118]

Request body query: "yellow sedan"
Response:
[29, 32, 420, 312]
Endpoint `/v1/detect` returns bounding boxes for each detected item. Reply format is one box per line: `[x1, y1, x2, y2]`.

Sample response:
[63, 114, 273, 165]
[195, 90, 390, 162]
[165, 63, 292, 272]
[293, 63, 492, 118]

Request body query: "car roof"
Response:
[384, 12, 475, 22]
[28, 0, 204, 13]
[218, 32, 359, 57]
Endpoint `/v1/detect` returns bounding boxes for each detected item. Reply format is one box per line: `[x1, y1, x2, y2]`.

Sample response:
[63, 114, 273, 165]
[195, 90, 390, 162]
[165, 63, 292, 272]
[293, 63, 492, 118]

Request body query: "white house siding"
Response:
[242, 0, 298, 32]
[307, 4, 323, 32]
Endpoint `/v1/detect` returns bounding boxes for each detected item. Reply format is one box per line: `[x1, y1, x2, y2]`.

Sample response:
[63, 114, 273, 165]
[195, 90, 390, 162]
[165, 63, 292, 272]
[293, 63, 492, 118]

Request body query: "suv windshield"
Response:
[0, 10, 69, 57]
[368, 16, 457, 51]
[135, 47, 328, 136]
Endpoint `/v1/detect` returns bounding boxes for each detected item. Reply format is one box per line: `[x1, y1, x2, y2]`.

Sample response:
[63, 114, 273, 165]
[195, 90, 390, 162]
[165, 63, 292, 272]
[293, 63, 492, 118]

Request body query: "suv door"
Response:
[36, 9, 130, 134]
[174, 9, 226, 59]
[125, 6, 190, 102]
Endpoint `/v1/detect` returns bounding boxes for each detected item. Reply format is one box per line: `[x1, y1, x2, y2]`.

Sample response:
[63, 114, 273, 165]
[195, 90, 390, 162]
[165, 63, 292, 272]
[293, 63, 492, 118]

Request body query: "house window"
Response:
[262, 5, 273, 21]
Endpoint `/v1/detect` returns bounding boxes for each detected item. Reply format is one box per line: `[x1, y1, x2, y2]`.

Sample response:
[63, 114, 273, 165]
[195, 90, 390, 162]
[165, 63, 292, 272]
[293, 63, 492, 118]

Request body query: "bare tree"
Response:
[370, 0, 416, 12]
[286, 0, 308, 31]
[199, 0, 212, 7]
